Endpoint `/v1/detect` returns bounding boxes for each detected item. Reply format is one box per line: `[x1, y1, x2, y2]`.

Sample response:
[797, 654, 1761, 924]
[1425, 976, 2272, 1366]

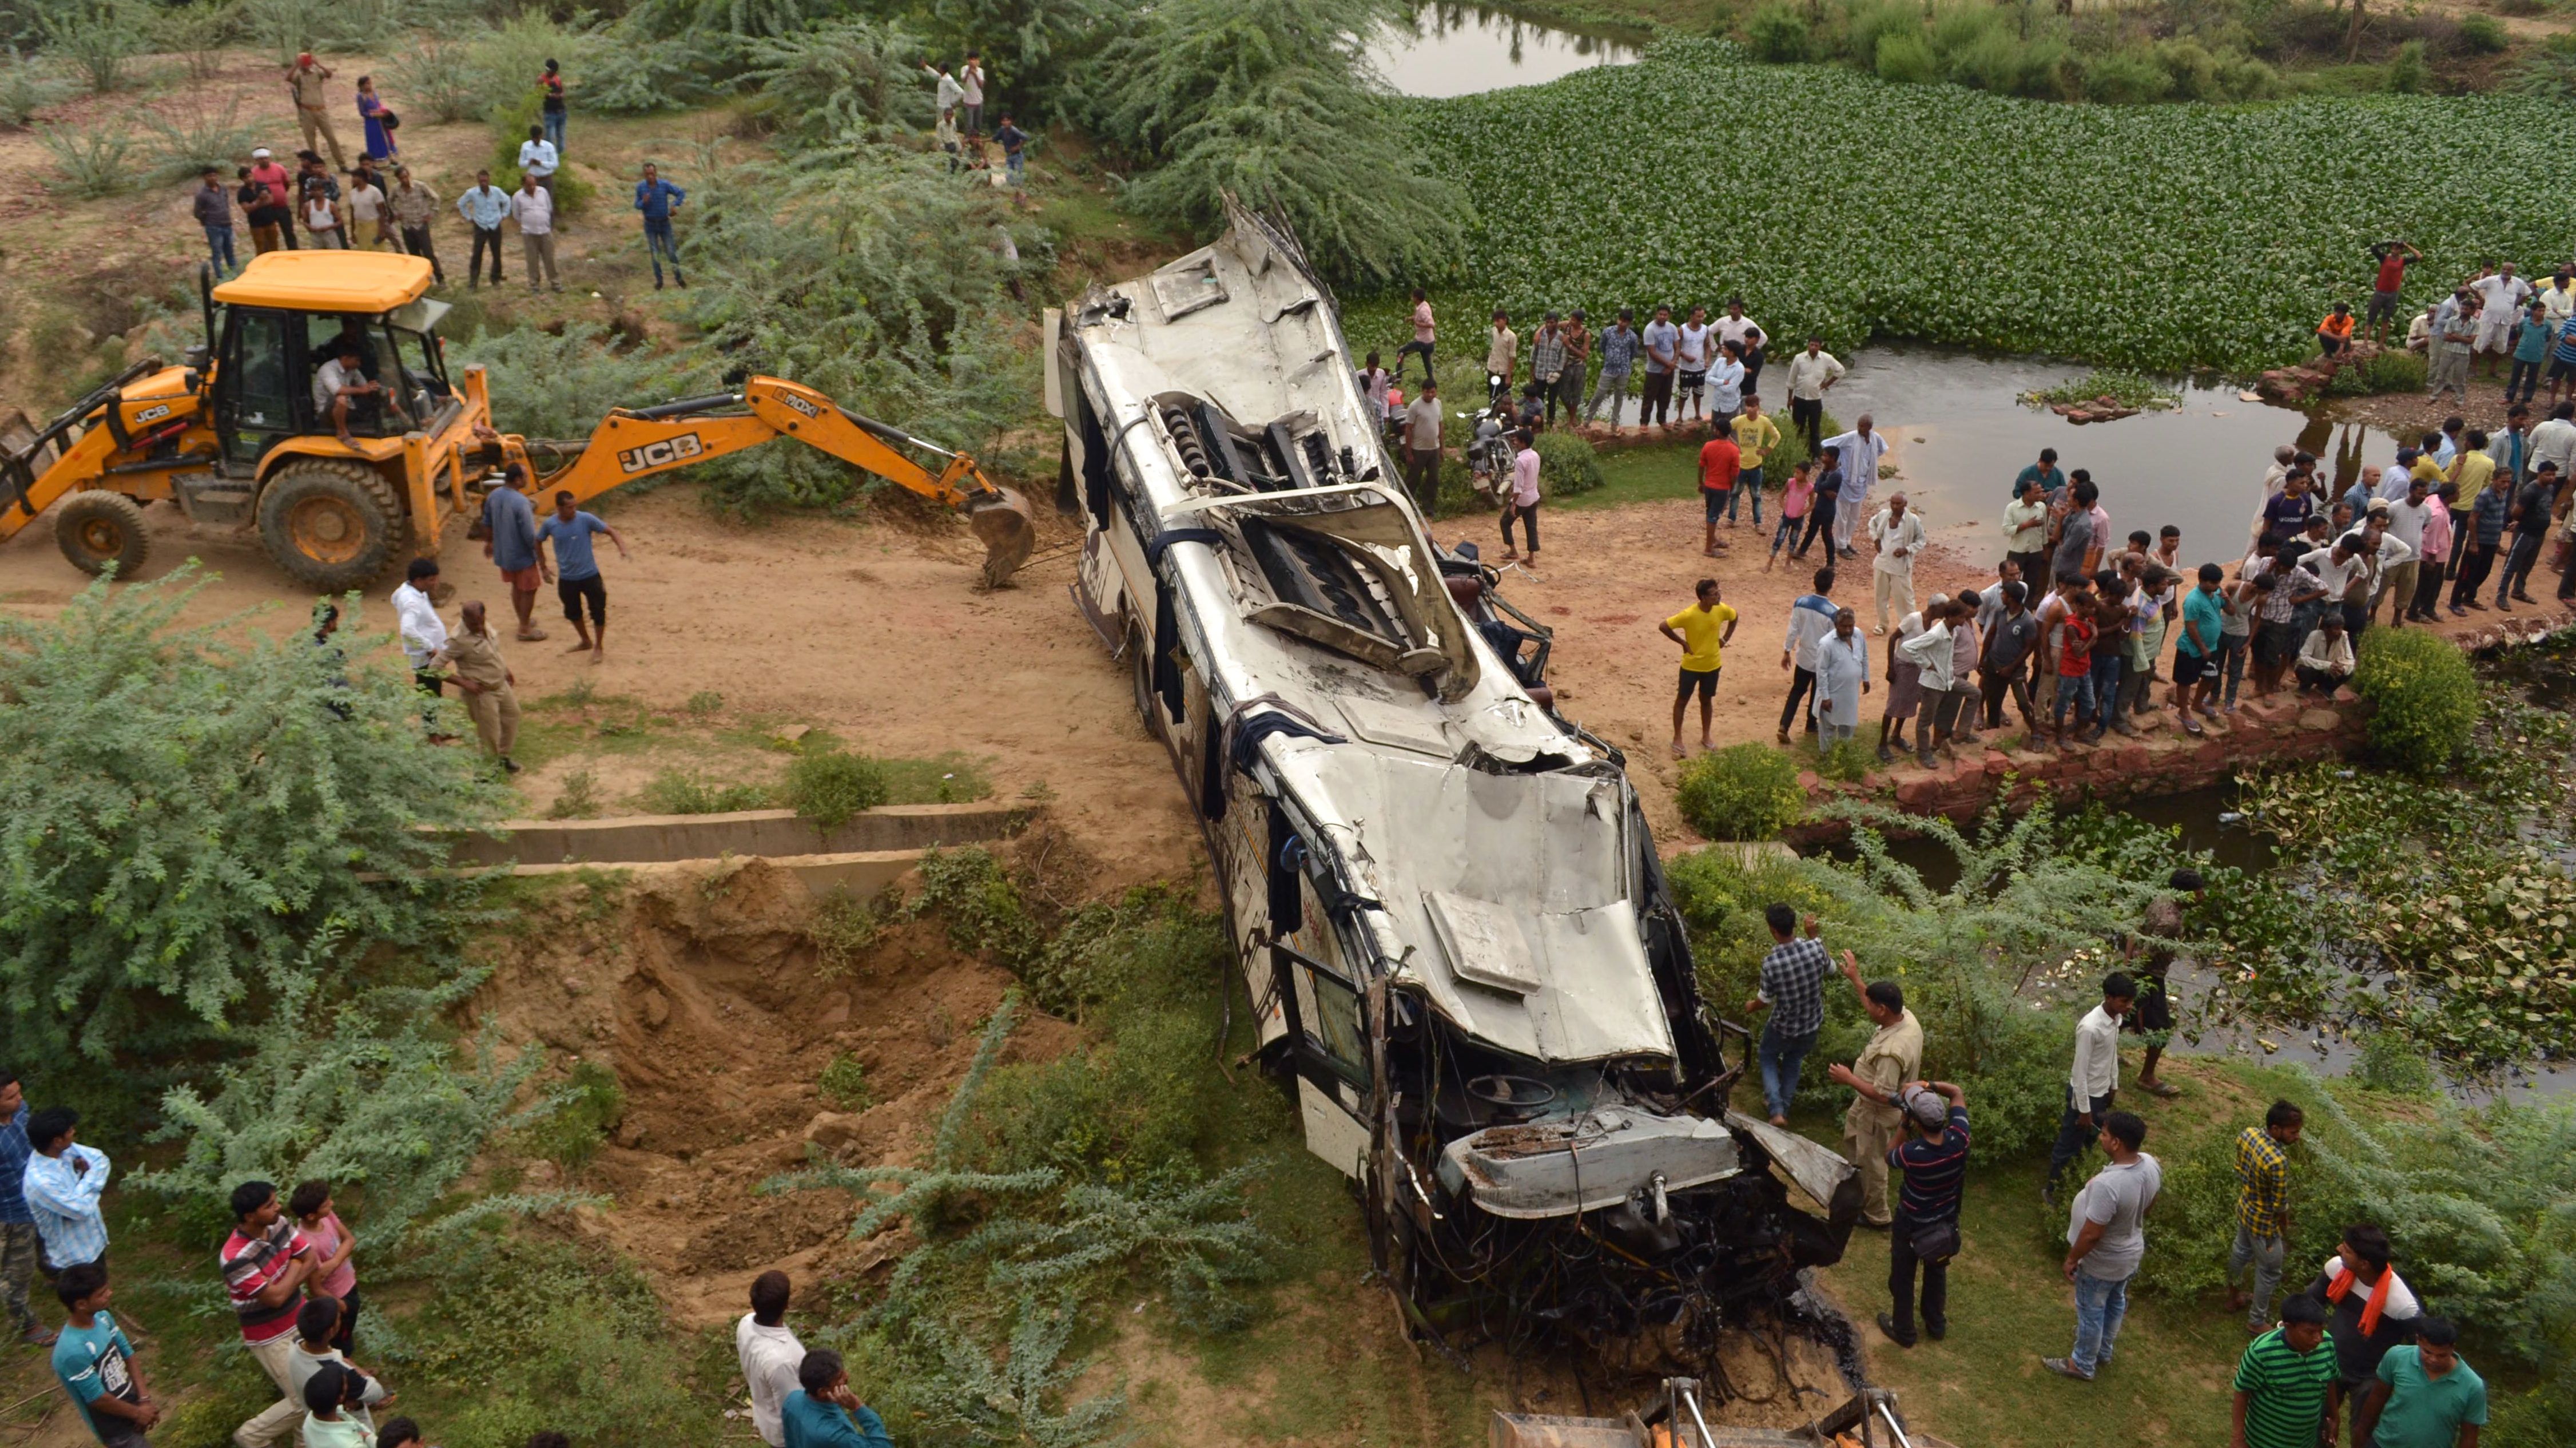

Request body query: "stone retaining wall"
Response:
[1785, 690, 2370, 844]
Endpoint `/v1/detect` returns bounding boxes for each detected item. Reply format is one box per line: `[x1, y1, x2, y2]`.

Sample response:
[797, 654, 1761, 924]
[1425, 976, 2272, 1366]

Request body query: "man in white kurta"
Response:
[1812, 608, 1871, 746]
[1823, 417, 1889, 553]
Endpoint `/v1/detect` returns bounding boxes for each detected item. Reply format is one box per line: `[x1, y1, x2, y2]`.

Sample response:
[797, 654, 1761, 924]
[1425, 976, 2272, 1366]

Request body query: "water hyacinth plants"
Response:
[1402, 39, 2576, 374]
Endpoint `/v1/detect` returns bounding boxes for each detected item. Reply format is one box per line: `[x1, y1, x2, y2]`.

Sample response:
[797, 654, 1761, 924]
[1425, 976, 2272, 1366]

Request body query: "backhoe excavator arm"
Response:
[526, 376, 1034, 585]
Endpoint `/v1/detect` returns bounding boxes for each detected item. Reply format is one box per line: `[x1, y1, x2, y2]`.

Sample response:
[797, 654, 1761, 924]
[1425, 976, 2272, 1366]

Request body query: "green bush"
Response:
[38, 118, 136, 197]
[1816, 737, 1874, 782]
[635, 769, 773, 814]
[1746, 2, 1810, 61]
[2085, 47, 2173, 102]
[39, 0, 141, 92]
[1874, 29, 1938, 84]
[2458, 13, 2510, 53]
[1675, 741, 1806, 840]
[810, 885, 885, 975]
[510, 1060, 627, 1169]
[0, 570, 505, 1063]
[2387, 38, 2432, 93]
[1532, 429, 1604, 496]
[2354, 626, 2478, 772]
[821, 1052, 873, 1110]
[1, 50, 69, 126]
[782, 748, 890, 828]
[2359, 347, 2428, 392]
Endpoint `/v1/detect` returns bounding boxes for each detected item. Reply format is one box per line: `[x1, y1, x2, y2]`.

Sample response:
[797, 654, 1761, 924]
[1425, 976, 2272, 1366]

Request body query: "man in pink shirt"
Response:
[1501, 428, 1541, 566]
[1396, 288, 1436, 387]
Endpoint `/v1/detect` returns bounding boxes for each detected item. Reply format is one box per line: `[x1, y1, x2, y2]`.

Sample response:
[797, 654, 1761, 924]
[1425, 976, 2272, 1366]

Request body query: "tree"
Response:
[0, 571, 508, 1062]
[1087, 0, 1466, 287]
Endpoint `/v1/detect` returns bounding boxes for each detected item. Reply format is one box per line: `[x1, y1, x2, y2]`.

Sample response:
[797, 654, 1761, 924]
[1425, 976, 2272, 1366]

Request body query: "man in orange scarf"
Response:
[2304, 1225, 2424, 1444]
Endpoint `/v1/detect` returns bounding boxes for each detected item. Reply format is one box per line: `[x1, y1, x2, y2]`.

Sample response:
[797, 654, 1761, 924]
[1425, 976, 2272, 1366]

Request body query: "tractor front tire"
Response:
[257, 459, 407, 591]
[53, 491, 151, 578]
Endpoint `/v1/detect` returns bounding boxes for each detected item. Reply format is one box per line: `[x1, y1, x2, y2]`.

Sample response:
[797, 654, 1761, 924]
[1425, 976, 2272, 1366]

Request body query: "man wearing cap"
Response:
[1875, 1080, 1968, 1348]
[283, 53, 347, 170]
[1827, 978, 1923, 1231]
[247, 147, 295, 248]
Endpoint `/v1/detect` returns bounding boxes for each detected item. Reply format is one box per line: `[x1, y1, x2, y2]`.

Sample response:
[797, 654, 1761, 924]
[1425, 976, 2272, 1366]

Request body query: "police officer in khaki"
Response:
[436, 601, 522, 774]
[284, 53, 348, 171]
[1828, 979, 1924, 1229]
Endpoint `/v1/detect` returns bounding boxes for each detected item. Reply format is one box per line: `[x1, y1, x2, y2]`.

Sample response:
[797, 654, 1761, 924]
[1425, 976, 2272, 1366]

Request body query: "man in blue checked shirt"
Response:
[0, 1072, 53, 1345]
[633, 162, 686, 290]
[1743, 904, 1871, 1126]
[21, 1107, 109, 1276]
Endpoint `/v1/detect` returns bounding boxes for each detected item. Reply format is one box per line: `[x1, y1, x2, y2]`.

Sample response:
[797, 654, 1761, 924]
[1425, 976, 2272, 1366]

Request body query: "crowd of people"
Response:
[1749, 892, 2487, 1448]
[1359, 281, 2575, 764]
[2, 1069, 898, 1448]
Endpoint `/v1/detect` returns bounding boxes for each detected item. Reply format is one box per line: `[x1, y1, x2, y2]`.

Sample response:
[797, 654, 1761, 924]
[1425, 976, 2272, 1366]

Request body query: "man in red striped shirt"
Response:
[219, 1181, 317, 1448]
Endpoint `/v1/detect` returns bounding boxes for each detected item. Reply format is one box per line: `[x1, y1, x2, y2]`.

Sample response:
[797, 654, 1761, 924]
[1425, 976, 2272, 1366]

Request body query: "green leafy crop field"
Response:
[1403, 38, 2576, 372]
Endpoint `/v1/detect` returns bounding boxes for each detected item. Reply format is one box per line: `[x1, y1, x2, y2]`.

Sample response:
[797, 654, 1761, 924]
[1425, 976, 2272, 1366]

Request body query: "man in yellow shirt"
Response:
[1659, 577, 1739, 758]
[1730, 394, 1783, 531]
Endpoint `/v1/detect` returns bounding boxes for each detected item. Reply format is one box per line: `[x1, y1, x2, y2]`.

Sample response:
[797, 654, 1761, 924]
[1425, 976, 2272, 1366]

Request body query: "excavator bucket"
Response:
[967, 486, 1036, 589]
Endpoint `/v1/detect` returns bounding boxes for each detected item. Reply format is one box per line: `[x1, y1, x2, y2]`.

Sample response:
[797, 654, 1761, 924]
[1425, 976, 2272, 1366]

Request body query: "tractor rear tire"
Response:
[53, 491, 151, 578]
[257, 459, 407, 591]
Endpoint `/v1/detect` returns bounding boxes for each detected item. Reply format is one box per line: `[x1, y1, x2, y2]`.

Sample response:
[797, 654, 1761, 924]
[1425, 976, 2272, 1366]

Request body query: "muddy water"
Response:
[1818, 346, 2417, 573]
[1369, 3, 1643, 97]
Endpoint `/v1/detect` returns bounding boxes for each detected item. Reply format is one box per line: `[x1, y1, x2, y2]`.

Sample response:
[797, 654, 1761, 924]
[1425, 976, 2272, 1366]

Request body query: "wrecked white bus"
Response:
[1044, 200, 1861, 1360]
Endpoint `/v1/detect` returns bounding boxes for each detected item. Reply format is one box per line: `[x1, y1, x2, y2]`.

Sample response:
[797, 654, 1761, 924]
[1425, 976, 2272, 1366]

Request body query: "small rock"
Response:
[523, 1158, 560, 1187]
[642, 989, 671, 1029]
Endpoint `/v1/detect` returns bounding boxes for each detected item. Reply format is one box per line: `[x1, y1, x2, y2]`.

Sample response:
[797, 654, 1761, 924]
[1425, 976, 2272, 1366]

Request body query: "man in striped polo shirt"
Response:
[2233, 1294, 2339, 1448]
[220, 1181, 317, 1448]
[1877, 1080, 1968, 1348]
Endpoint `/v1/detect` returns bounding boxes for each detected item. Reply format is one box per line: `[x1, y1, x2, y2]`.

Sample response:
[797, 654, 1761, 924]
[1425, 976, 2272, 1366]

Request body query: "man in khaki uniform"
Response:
[437, 601, 522, 772]
[284, 53, 347, 171]
[1829, 979, 1924, 1229]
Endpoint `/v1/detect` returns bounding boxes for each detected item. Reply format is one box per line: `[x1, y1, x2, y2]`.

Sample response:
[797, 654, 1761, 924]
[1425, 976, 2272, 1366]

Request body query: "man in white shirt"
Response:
[1715, 298, 1766, 392]
[511, 174, 558, 293]
[1822, 418, 1889, 556]
[1782, 335, 1844, 454]
[1866, 491, 1926, 634]
[344, 172, 387, 249]
[310, 341, 403, 445]
[2296, 614, 2356, 693]
[1673, 306, 1711, 425]
[923, 62, 962, 118]
[959, 51, 985, 134]
[2045, 972, 2134, 1202]
[2540, 266, 2576, 327]
[391, 557, 450, 733]
[2529, 400, 2576, 479]
[1778, 566, 1842, 743]
[2471, 263, 2531, 375]
[734, 1272, 805, 1448]
[2379, 482, 2436, 628]
[2259, 445, 2296, 501]
[515, 125, 557, 191]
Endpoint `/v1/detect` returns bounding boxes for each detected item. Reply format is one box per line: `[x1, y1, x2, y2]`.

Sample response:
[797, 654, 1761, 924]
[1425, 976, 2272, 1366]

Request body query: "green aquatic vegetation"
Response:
[1404, 38, 2576, 372]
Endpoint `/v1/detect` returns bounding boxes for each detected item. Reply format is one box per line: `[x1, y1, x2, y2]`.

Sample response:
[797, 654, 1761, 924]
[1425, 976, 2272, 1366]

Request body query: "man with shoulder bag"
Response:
[1878, 1081, 1969, 1348]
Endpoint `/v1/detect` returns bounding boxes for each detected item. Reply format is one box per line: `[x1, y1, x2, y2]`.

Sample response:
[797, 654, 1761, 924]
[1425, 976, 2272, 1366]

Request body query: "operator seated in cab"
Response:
[312, 341, 409, 446]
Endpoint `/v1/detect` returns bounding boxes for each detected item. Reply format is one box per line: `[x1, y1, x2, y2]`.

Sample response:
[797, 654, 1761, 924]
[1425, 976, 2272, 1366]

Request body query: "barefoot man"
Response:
[1659, 577, 1738, 757]
[535, 490, 630, 665]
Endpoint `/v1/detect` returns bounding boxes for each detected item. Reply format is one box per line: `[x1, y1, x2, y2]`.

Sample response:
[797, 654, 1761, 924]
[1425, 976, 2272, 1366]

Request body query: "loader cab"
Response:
[204, 252, 450, 468]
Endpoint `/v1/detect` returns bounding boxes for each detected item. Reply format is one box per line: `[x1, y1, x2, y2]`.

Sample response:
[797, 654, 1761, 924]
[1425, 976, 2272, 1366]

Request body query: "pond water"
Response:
[1812, 345, 2410, 573]
[1368, 4, 1644, 97]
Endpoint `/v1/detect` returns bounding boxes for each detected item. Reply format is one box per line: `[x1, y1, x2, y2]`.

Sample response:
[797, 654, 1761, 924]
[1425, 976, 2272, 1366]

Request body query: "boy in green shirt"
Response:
[2233, 1294, 2339, 1448]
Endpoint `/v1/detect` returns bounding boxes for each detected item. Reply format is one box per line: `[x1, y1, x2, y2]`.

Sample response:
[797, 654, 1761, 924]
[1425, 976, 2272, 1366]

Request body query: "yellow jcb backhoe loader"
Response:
[0, 251, 1035, 591]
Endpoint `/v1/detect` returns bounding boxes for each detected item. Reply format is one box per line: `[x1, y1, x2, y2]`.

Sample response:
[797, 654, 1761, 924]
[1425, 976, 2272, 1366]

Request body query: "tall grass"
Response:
[38, 118, 138, 196]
